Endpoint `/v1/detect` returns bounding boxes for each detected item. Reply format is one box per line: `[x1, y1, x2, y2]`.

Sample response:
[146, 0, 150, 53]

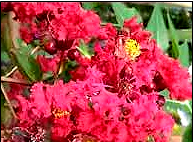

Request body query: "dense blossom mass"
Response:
[1, 2, 192, 142]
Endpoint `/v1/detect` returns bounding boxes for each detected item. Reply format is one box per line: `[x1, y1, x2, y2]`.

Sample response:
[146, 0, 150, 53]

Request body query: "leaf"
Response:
[15, 38, 32, 54]
[164, 100, 192, 126]
[146, 4, 169, 52]
[167, 11, 180, 58]
[159, 89, 169, 98]
[178, 40, 189, 67]
[58, 61, 78, 83]
[77, 39, 93, 59]
[177, 109, 191, 126]
[182, 122, 192, 142]
[12, 40, 42, 82]
[82, 2, 98, 10]
[14, 51, 42, 82]
[111, 2, 142, 27]
[1, 51, 14, 76]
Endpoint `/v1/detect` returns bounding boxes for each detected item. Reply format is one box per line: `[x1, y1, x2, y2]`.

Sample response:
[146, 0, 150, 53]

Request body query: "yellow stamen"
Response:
[52, 108, 70, 119]
[124, 39, 141, 60]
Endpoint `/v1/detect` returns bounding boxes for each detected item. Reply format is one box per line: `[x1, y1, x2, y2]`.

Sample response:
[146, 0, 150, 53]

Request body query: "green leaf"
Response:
[12, 40, 42, 82]
[14, 52, 42, 82]
[15, 39, 33, 54]
[167, 11, 180, 58]
[165, 100, 192, 115]
[159, 89, 169, 98]
[77, 39, 93, 59]
[146, 4, 169, 52]
[111, 2, 142, 27]
[164, 100, 192, 126]
[1, 51, 14, 76]
[179, 40, 189, 67]
[182, 122, 192, 142]
[58, 61, 78, 83]
[82, 2, 98, 10]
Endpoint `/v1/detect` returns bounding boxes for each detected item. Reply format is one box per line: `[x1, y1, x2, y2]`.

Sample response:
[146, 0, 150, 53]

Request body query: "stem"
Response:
[58, 60, 64, 75]
[101, 22, 121, 28]
[5, 66, 18, 78]
[166, 99, 186, 106]
[1, 83, 18, 119]
[1, 76, 31, 85]
[30, 46, 41, 55]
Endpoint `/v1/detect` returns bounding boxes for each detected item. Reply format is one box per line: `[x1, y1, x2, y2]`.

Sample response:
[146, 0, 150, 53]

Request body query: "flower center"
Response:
[52, 108, 70, 119]
[124, 39, 141, 60]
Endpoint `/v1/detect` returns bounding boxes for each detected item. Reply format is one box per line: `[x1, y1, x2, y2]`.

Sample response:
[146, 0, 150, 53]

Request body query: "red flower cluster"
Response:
[14, 67, 174, 142]
[1, 2, 192, 142]
[2, 2, 101, 41]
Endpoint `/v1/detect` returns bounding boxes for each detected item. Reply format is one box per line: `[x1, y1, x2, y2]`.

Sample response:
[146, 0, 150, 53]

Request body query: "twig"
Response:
[1, 76, 31, 85]
[1, 83, 18, 119]
[5, 66, 18, 78]
[30, 46, 41, 55]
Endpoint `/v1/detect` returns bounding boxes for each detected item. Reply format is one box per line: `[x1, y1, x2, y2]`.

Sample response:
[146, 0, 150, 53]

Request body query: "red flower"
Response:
[2, 3, 191, 141]
[7, 2, 101, 54]
[37, 55, 60, 74]
[49, 3, 101, 41]
[19, 24, 34, 43]
[95, 23, 117, 53]
[156, 53, 192, 100]
[124, 16, 143, 32]
[123, 94, 174, 142]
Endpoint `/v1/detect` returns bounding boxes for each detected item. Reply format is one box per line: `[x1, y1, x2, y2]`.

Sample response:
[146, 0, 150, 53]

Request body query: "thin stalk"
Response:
[1, 76, 31, 85]
[5, 66, 18, 78]
[1, 83, 18, 119]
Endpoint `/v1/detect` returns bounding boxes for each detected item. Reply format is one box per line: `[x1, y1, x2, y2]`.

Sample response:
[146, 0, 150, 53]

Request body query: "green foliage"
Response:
[159, 89, 169, 98]
[12, 39, 42, 82]
[164, 99, 192, 126]
[82, 2, 98, 10]
[59, 60, 78, 83]
[77, 39, 94, 59]
[167, 10, 180, 59]
[1, 51, 14, 76]
[179, 40, 189, 67]
[183, 122, 192, 142]
[146, 4, 169, 52]
[111, 2, 142, 27]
